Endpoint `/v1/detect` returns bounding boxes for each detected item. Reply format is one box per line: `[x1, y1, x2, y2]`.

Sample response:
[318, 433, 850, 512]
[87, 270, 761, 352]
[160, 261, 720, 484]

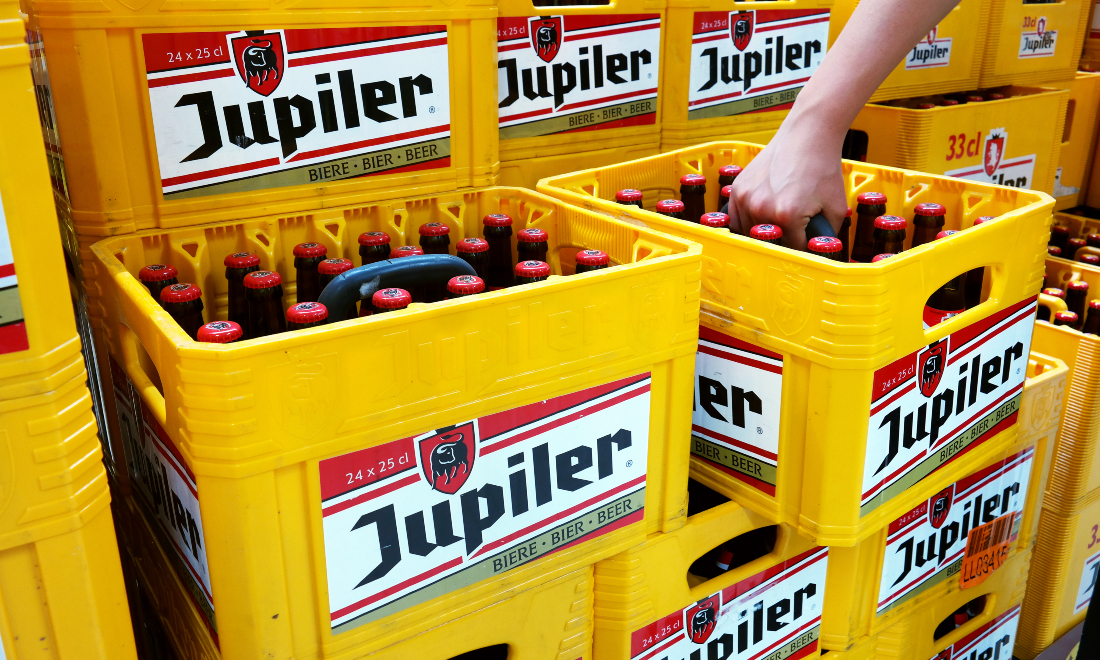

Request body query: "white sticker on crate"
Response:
[690, 327, 783, 497]
[929, 605, 1019, 660]
[1075, 550, 1100, 614]
[319, 374, 651, 633]
[0, 190, 26, 355]
[143, 27, 452, 199]
[862, 296, 1035, 515]
[876, 448, 1032, 614]
[496, 15, 661, 141]
[629, 547, 828, 660]
[1019, 16, 1058, 59]
[687, 10, 829, 121]
[943, 129, 1037, 190]
[905, 27, 952, 70]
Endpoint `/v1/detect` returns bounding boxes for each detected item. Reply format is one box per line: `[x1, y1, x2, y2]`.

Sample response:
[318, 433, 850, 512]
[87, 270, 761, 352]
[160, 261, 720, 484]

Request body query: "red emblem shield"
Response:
[929, 487, 953, 529]
[918, 339, 949, 398]
[530, 17, 563, 64]
[1037, 17, 1047, 38]
[933, 651, 952, 660]
[419, 422, 477, 495]
[926, 26, 938, 46]
[685, 596, 720, 644]
[984, 132, 1006, 177]
[730, 11, 755, 52]
[231, 32, 285, 97]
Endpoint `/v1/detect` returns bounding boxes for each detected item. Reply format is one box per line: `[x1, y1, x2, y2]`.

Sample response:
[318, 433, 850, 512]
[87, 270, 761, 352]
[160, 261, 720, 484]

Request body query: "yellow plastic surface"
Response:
[1017, 491, 1100, 660]
[0, 0, 82, 389]
[496, 0, 664, 163]
[819, 352, 1065, 649]
[659, 124, 779, 154]
[538, 140, 1053, 546]
[88, 186, 701, 660]
[25, 0, 498, 237]
[1046, 73, 1100, 210]
[500, 143, 660, 192]
[850, 86, 1069, 195]
[828, 0, 991, 103]
[592, 493, 825, 660]
[659, 0, 832, 149]
[980, 0, 1091, 88]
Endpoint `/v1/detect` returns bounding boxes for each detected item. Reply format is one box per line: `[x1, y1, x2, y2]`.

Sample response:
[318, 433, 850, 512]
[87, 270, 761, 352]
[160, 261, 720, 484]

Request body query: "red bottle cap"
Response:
[656, 199, 684, 213]
[518, 228, 548, 243]
[1089, 233, 1100, 243]
[483, 213, 513, 227]
[872, 253, 895, 262]
[966, 95, 984, 102]
[1082, 254, 1100, 266]
[1043, 288, 1066, 298]
[243, 270, 283, 289]
[197, 321, 242, 344]
[937, 230, 959, 239]
[719, 165, 742, 178]
[975, 216, 996, 225]
[857, 191, 887, 205]
[287, 301, 328, 323]
[448, 275, 485, 295]
[457, 238, 489, 254]
[875, 215, 906, 230]
[419, 222, 450, 237]
[1048, 246, 1063, 256]
[913, 203, 946, 217]
[318, 258, 354, 275]
[1052, 225, 1071, 235]
[373, 288, 412, 309]
[224, 252, 260, 268]
[701, 212, 730, 228]
[515, 260, 551, 278]
[846, 207, 852, 218]
[1070, 238, 1088, 249]
[359, 231, 391, 246]
[917, 103, 936, 109]
[720, 185, 733, 198]
[1091, 300, 1100, 311]
[139, 264, 178, 282]
[616, 189, 643, 202]
[1069, 280, 1090, 291]
[808, 237, 843, 254]
[987, 93, 1005, 100]
[1055, 311, 1079, 324]
[161, 282, 202, 303]
[392, 245, 425, 258]
[750, 224, 783, 240]
[576, 249, 610, 266]
[680, 174, 706, 186]
[941, 99, 959, 106]
[293, 242, 327, 258]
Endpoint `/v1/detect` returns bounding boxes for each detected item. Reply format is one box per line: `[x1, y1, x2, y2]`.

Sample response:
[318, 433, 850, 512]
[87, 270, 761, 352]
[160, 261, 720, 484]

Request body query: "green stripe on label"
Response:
[0, 286, 24, 326]
[688, 87, 802, 121]
[334, 487, 646, 634]
[861, 393, 1023, 517]
[762, 625, 820, 660]
[164, 137, 451, 199]
[500, 99, 656, 140]
[691, 435, 777, 486]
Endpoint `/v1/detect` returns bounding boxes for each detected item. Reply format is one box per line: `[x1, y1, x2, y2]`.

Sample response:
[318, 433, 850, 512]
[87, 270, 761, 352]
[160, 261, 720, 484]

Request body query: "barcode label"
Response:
[959, 512, 1015, 589]
[966, 515, 1012, 557]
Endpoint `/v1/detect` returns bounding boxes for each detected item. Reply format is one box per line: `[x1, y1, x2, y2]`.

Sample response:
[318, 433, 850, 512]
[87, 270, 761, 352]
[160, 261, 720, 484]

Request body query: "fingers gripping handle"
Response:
[317, 254, 477, 322]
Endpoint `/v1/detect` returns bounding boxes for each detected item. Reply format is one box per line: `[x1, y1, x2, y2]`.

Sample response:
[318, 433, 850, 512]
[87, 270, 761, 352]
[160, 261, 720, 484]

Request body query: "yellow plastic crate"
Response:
[0, 0, 83, 391]
[819, 352, 1065, 649]
[87, 186, 700, 659]
[1016, 491, 1100, 660]
[849, 86, 1069, 195]
[1082, 0, 1100, 72]
[115, 493, 594, 660]
[24, 0, 498, 237]
[659, 124, 778, 154]
[538, 140, 1052, 546]
[1088, 133, 1100, 208]
[501, 143, 659, 192]
[1047, 73, 1100, 210]
[828, 0, 991, 103]
[592, 487, 827, 660]
[659, 0, 832, 149]
[496, 0, 664, 163]
[979, 0, 1092, 88]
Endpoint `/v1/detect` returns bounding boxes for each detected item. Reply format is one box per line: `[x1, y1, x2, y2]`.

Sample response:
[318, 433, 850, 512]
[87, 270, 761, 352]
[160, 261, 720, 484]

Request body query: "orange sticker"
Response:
[959, 513, 1014, 589]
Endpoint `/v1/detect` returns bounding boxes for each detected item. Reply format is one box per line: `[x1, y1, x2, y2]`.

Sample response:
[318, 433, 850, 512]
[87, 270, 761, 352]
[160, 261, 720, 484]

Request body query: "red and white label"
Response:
[629, 547, 828, 660]
[496, 15, 660, 140]
[944, 128, 1036, 190]
[877, 449, 1032, 613]
[143, 27, 451, 198]
[923, 305, 965, 329]
[930, 605, 1019, 660]
[905, 27, 952, 70]
[688, 10, 829, 120]
[320, 374, 651, 634]
[690, 327, 783, 496]
[1019, 16, 1058, 58]
[862, 297, 1035, 515]
[1075, 550, 1100, 614]
[0, 191, 27, 355]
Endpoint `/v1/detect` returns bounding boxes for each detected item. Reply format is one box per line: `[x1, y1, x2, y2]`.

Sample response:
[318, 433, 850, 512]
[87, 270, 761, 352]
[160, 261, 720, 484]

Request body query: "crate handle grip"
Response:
[1038, 292, 1068, 317]
[118, 324, 168, 428]
[318, 254, 476, 322]
[803, 214, 836, 240]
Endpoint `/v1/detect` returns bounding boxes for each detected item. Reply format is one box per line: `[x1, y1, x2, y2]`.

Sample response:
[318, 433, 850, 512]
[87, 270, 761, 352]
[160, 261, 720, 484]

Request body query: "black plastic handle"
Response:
[804, 213, 837, 240]
[317, 254, 477, 322]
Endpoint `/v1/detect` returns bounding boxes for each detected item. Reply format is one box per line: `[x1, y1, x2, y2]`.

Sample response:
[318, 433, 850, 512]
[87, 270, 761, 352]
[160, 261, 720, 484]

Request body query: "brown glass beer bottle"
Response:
[1038, 288, 1065, 322]
[138, 264, 178, 306]
[1067, 280, 1089, 327]
[286, 302, 328, 331]
[911, 203, 946, 248]
[808, 237, 844, 261]
[359, 231, 391, 265]
[197, 321, 242, 344]
[873, 215, 907, 255]
[1054, 311, 1079, 327]
[851, 192, 887, 263]
[515, 260, 550, 285]
[680, 174, 706, 224]
[575, 249, 610, 274]
[447, 275, 485, 299]
[318, 258, 357, 320]
[293, 242, 328, 303]
[419, 222, 451, 255]
[924, 231, 968, 328]
[224, 252, 260, 334]
[656, 199, 685, 220]
[1084, 300, 1100, 335]
[161, 283, 205, 340]
[616, 189, 643, 208]
[483, 213, 515, 289]
[457, 238, 490, 282]
[244, 270, 286, 338]
[517, 228, 549, 264]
